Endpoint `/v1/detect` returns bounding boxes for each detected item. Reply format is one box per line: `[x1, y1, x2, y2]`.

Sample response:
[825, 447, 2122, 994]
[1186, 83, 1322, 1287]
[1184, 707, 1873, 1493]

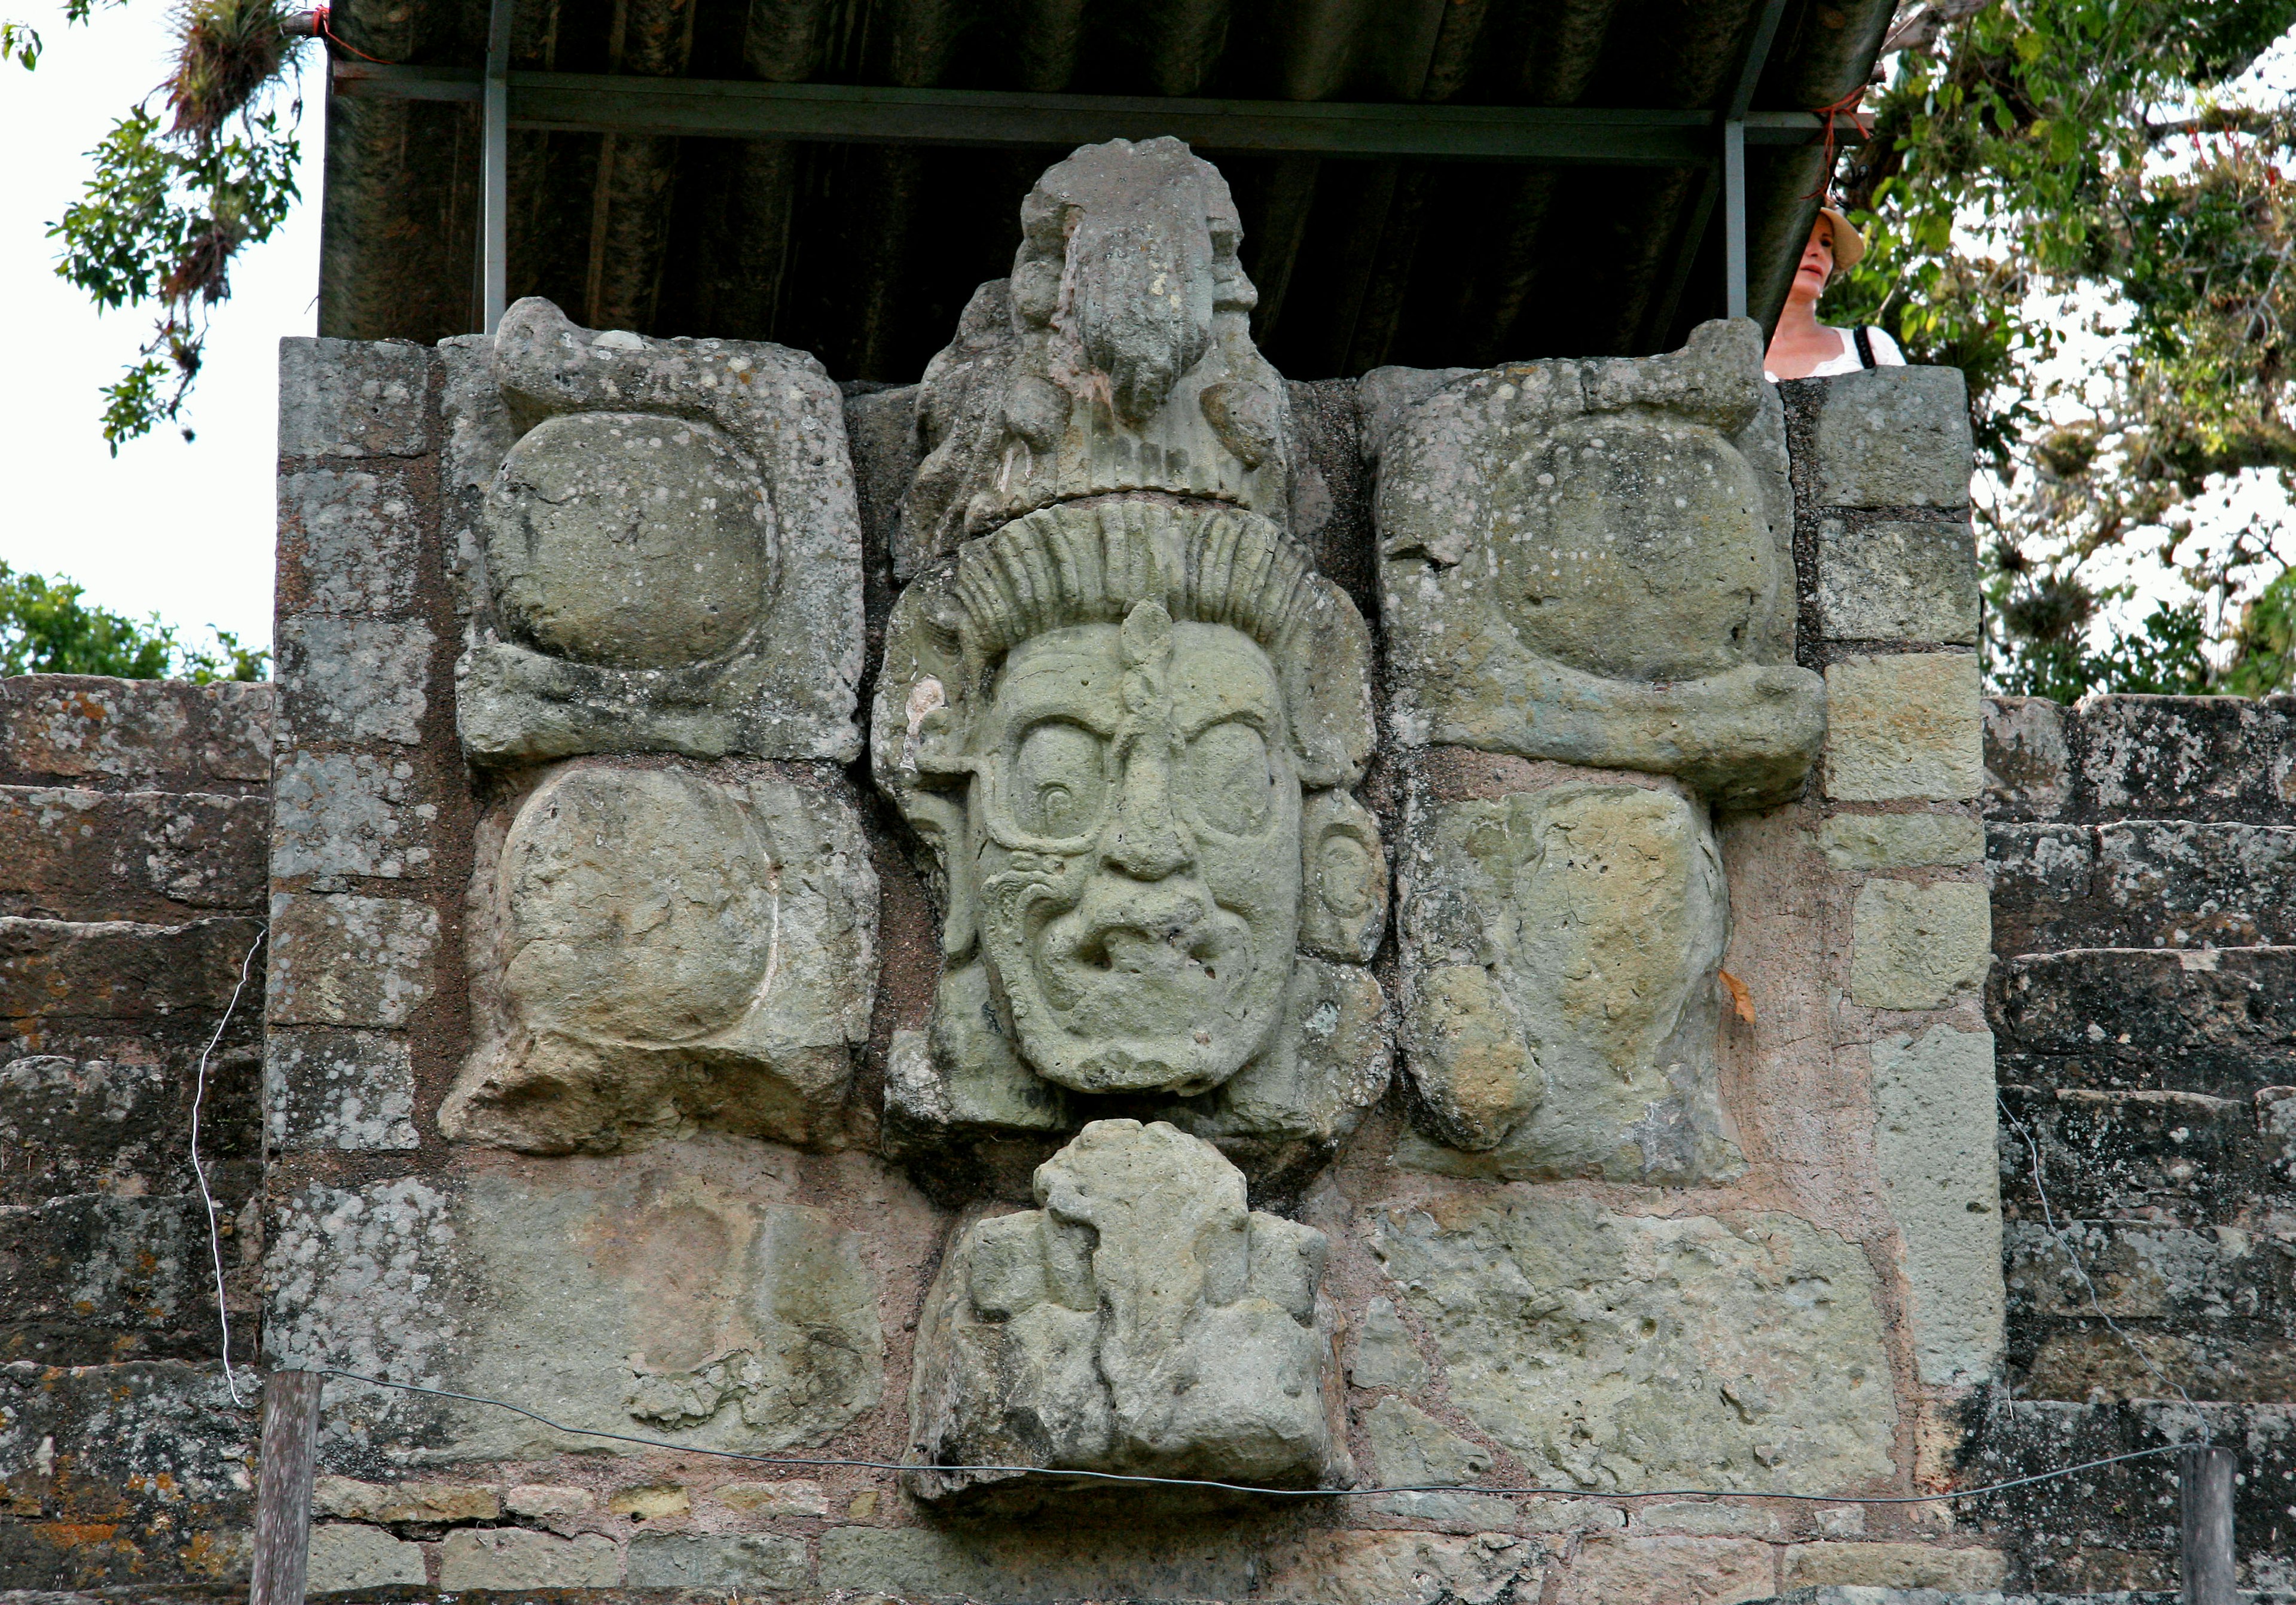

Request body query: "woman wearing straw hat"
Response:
[1763, 206, 1904, 380]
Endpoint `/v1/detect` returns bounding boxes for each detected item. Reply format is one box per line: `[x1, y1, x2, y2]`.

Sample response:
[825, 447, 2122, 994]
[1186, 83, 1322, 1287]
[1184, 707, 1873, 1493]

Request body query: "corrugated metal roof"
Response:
[318, 0, 1893, 378]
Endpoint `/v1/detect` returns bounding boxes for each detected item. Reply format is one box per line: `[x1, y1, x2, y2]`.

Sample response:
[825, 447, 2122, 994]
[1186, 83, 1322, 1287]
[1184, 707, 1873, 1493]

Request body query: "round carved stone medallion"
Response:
[488, 411, 775, 670]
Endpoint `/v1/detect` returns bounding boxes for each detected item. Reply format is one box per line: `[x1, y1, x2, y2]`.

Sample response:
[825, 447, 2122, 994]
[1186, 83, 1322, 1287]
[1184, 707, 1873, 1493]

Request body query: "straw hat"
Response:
[1816, 205, 1866, 271]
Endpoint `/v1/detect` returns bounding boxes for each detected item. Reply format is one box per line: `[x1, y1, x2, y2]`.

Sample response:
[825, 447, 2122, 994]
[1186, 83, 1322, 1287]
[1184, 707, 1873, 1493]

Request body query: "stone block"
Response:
[1376, 323, 1822, 808]
[265, 1029, 418, 1152]
[907, 1119, 1350, 1503]
[312, 1476, 499, 1522]
[441, 761, 875, 1154]
[306, 1522, 427, 1592]
[0, 786, 268, 921]
[1631, 1502, 1783, 1538]
[1348, 1295, 1428, 1390]
[0, 915, 266, 1021]
[1989, 946, 2296, 1064]
[1825, 654, 1983, 802]
[625, 1532, 808, 1591]
[709, 1480, 827, 1517]
[1555, 1535, 1778, 1605]
[1850, 880, 1991, 1009]
[1258, 1530, 1546, 1605]
[1398, 761, 1739, 1185]
[816, 1522, 1258, 1601]
[0, 1056, 196, 1207]
[2093, 820, 2296, 947]
[436, 1529, 620, 1589]
[1364, 1396, 1492, 1487]
[276, 465, 425, 617]
[276, 618, 432, 748]
[280, 337, 432, 458]
[0, 1193, 212, 1360]
[1982, 695, 2071, 819]
[2068, 694, 2296, 824]
[1998, 1084, 2260, 1223]
[271, 753, 438, 881]
[1816, 519, 1979, 643]
[1778, 1543, 2007, 1590]
[607, 1484, 689, 1519]
[454, 300, 862, 765]
[1818, 811, 1983, 871]
[1372, 1194, 1895, 1491]
[265, 1178, 459, 1398]
[503, 1484, 594, 1518]
[0, 676, 271, 795]
[1809, 365, 1973, 508]
[266, 894, 438, 1027]
[1870, 1027, 2004, 1384]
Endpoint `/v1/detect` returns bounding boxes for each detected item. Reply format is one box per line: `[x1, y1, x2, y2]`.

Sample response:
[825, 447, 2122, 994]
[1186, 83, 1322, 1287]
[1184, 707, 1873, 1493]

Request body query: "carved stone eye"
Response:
[1185, 720, 1273, 835]
[1013, 721, 1106, 838]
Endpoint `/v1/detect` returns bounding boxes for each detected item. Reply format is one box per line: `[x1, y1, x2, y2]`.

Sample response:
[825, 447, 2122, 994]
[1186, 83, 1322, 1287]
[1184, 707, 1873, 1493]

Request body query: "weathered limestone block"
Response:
[277, 465, 423, 617]
[1348, 1295, 1428, 1390]
[1377, 319, 1824, 809]
[1397, 753, 1739, 1185]
[1826, 654, 1984, 802]
[1779, 1543, 2008, 1589]
[1809, 364, 1974, 508]
[441, 759, 874, 1154]
[817, 1523, 1257, 1601]
[267, 893, 437, 1027]
[1257, 1530, 1547, 1605]
[899, 138, 1298, 570]
[1372, 1194, 1897, 1491]
[1870, 1027, 2004, 1384]
[1361, 1397, 1515, 1525]
[1816, 518, 1979, 643]
[0, 785, 268, 921]
[1850, 880, 1990, 1009]
[307, 1524, 427, 1592]
[449, 298, 862, 764]
[438, 1529, 621, 1589]
[626, 1533, 810, 1590]
[274, 618, 432, 748]
[313, 1475, 500, 1522]
[271, 752, 437, 881]
[279, 337, 432, 459]
[907, 1120, 1351, 1503]
[1558, 1536, 1778, 1605]
[0, 676, 270, 795]
[265, 1028, 419, 1151]
[1818, 810, 1983, 870]
[1981, 695, 2072, 819]
[872, 499, 1388, 1162]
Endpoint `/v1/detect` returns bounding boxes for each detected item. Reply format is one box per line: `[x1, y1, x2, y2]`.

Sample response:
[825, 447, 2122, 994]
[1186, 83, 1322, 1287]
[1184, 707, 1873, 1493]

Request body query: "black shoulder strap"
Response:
[1853, 325, 1877, 368]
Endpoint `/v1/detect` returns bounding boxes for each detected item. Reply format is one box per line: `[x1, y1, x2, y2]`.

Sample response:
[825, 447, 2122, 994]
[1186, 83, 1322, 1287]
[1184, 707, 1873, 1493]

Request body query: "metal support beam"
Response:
[1721, 117, 1747, 320]
[334, 62, 1852, 165]
[480, 0, 511, 334]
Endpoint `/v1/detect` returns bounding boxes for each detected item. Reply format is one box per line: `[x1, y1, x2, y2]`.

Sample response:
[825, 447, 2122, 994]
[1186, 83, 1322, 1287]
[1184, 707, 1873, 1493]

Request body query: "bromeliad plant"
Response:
[44, 0, 311, 450]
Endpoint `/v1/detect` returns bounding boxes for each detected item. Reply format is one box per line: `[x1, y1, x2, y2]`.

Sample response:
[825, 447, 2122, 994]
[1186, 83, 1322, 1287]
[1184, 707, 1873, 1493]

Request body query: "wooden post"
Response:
[2178, 1443, 2237, 1605]
[249, 1371, 324, 1605]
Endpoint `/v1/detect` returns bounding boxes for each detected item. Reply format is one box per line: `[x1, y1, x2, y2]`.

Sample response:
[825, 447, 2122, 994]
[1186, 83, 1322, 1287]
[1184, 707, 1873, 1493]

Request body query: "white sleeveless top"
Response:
[1766, 324, 1904, 381]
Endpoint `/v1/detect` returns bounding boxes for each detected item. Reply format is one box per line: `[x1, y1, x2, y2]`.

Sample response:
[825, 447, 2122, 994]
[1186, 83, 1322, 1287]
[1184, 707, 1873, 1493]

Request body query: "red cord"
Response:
[1806, 83, 1870, 202]
[315, 6, 395, 65]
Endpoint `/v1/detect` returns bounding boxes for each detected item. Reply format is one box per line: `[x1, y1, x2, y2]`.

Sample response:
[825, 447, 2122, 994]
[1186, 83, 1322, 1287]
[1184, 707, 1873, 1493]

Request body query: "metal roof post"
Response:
[481, 0, 512, 334]
[1722, 116, 1747, 321]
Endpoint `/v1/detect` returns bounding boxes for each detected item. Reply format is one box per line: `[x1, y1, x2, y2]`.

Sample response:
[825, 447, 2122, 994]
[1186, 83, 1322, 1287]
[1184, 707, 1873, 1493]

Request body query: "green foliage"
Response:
[2, 19, 41, 65]
[43, 0, 307, 448]
[0, 563, 267, 682]
[2222, 563, 2296, 691]
[1831, 0, 2296, 698]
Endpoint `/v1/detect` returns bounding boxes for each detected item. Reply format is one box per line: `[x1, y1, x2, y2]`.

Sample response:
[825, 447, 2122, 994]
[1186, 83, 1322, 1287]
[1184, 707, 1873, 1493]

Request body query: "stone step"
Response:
[1984, 693, 2296, 826]
[0, 917, 267, 1023]
[0, 1359, 253, 1590]
[0, 1053, 259, 1210]
[1987, 947, 2296, 1064]
[0, 1194, 257, 1368]
[1956, 1398, 2294, 1592]
[1990, 822, 2296, 954]
[2004, 1219, 2296, 1403]
[0, 676, 270, 798]
[1998, 1084, 2283, 1226]
[0, 786, 268, 925]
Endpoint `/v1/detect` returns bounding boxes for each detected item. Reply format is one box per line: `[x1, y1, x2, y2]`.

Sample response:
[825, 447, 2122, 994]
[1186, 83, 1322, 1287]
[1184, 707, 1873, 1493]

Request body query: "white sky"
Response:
[0, 0, 322, 655]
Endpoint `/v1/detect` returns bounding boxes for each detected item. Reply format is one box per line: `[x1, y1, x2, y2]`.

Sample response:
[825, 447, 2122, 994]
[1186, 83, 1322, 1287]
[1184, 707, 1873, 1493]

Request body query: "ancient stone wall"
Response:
[0, 673, 273, 1588]
[1971, 692, 2296, 1594]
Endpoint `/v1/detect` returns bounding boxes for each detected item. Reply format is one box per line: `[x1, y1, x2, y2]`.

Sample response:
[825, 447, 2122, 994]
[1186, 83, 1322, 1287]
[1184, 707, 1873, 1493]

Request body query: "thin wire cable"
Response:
[305, 1366, 2179, 1505]
[1998, 1092, 2210, 1444]
[193, 925, 267, 1407]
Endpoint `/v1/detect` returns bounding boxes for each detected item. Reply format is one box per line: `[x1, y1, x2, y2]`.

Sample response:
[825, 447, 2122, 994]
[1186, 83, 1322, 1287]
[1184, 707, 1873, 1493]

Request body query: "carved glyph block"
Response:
[1397, 753, 1740, 1185]
[907, 1120, 1351, 1503]
[453, 298, 863, 764]
[442, 759, 875, 1152]
[1376, 320, 1823, 809]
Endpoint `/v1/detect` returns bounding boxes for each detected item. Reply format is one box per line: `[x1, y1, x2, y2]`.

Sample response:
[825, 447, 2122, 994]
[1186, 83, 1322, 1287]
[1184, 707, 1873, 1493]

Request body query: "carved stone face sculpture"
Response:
[874, 496, 1378, 1109]
[969, 602, 1301, 1094]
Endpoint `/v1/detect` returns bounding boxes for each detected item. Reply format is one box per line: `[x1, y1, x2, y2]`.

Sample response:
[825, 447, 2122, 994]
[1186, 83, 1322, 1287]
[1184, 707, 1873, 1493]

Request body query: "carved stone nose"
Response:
[1102, 746, 1192, 881]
